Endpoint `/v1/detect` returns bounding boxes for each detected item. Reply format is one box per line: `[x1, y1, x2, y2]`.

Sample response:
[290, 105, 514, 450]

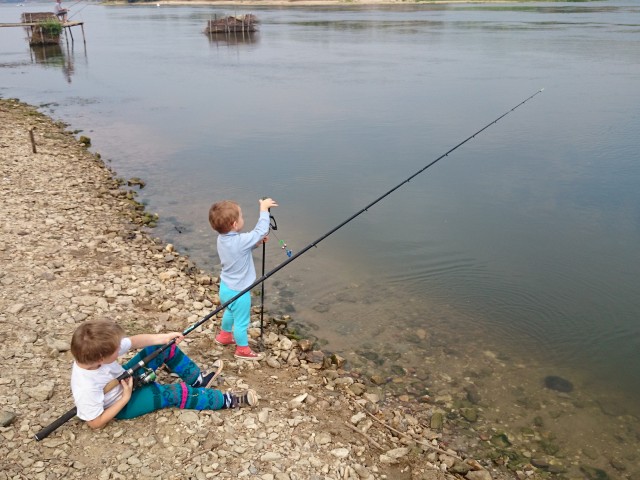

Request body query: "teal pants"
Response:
[219, 281, 251, 347]
[115, 344, 224, 419]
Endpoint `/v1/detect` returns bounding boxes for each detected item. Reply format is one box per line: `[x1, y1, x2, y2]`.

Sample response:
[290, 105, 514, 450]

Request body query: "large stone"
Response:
[0, 410, 16, 427]
[466, 470, 493, 480]
[25, 381, 55, 401]
[330, 448, 350, 459]
[385, 447, 409, 459]
[45, 336, 70, 352]
[430, 412, 444, 430]
[8, 303, 25, 314]
[260, 452, 282, 462]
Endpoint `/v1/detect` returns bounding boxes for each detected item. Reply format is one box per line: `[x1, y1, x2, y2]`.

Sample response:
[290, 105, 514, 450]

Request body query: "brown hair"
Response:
[209, 200, 240, 234]
[71, 319, 125, 365]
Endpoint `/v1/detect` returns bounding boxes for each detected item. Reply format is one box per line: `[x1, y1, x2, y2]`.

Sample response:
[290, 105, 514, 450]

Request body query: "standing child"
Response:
[208, 197, 278, 360]
[70, 319, 257, 429]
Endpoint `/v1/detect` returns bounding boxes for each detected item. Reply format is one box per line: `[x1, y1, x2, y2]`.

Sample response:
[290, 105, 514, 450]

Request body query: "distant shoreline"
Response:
[105, 0, 519, 6]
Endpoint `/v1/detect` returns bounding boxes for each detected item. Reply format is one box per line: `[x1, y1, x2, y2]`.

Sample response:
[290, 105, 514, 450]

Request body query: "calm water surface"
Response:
[2, 0, 640, 470]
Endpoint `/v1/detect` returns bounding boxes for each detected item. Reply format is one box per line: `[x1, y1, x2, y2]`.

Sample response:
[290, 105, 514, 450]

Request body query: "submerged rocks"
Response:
[544, 375, 574, 393]
[581, 465, 611, 480]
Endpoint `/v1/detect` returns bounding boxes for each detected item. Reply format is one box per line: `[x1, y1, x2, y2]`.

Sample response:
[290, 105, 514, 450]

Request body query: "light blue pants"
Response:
[219, 281, 251, 347]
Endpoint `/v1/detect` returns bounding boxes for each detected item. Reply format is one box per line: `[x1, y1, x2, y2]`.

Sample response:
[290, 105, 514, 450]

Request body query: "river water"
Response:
[2, 1, 639, 475]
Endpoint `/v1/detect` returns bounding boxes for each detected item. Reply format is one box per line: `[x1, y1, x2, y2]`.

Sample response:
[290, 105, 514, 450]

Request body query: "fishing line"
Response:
[35, 89, 543, 440]
[67, 3, 89, 21]
[68, 0, 83, 8]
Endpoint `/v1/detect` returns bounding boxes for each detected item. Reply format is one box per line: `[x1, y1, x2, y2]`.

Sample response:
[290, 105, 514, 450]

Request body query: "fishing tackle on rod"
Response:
[34, 89, 543, 441]
[265, 207, 293, 257]
[274, 234, 292, 257]
[259, 208, 293, 343]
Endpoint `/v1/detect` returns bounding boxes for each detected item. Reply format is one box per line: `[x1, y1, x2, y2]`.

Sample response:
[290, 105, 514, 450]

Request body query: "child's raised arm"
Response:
[130, 332, 183, 349]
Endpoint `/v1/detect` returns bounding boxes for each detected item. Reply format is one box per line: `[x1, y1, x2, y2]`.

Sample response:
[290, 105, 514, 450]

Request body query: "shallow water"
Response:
[2, 0, 640, 474]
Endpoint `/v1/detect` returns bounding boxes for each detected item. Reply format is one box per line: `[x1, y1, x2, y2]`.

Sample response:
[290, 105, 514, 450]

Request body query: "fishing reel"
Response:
[133, 367, 157, 388]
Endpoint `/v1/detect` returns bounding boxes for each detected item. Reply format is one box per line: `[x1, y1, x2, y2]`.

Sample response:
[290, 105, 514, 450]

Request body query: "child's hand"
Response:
[259, 197, 278, 211]
[120, 377, 134, 401]
[165, 332, 184, 344]
[255, 235, 269, 247]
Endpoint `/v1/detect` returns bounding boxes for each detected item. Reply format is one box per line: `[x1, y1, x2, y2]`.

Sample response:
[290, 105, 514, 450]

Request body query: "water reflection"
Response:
[206, 31, 259, 46]
[29, 42, 75, 83]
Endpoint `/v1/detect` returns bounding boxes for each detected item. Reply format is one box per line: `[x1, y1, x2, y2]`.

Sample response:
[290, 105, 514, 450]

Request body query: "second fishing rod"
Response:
[35, 89, 542, 440]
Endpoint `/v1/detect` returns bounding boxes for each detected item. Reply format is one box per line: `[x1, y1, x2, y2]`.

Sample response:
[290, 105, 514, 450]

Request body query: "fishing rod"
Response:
[259, 210, 293, 346]
[35, 89, 543, 441]
[259, 209, 278, 343]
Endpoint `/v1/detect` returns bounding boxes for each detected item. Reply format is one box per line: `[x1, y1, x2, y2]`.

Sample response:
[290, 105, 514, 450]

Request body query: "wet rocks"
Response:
[543, 375, 573, 393]
[430, 412, 444, 430]
[581, 465, 611, 480]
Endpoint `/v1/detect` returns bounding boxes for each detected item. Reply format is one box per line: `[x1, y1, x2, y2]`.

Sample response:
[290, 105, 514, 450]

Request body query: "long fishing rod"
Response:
[35, 89, 542, 441]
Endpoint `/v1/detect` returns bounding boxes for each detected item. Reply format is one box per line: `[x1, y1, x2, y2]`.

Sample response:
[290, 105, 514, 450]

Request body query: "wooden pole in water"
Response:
[28, 127, 37, 153]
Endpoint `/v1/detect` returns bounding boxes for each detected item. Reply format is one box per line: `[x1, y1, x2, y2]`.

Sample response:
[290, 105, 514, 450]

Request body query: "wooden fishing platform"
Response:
[0, 12, 85, 45]
[205, 14, 258, 35]
[0, 20, 83, 29]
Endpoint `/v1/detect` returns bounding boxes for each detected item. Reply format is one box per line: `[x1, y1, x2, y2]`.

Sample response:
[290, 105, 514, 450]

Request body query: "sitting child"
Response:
[54, 0, 68, 22]
[70, 319, 257, 429]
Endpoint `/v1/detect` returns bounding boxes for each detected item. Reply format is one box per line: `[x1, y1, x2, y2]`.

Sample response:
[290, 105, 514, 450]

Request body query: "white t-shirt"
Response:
[71, 337, 132, 421]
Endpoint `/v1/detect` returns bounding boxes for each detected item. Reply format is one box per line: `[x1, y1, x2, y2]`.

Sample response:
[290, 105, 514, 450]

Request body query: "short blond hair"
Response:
[208, 200, 240, 234]
[71, 320, 124, 364]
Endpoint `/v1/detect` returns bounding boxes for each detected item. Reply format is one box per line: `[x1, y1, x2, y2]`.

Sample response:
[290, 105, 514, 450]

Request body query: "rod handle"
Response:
[34, 377, 123, 441]
[34, 407, 77, 441]
[104, 378, 120, 393]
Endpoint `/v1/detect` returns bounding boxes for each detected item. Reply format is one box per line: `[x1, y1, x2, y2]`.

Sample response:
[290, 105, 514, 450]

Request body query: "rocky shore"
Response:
[0, 98, 527, 480]
[0, 100, 535, 480]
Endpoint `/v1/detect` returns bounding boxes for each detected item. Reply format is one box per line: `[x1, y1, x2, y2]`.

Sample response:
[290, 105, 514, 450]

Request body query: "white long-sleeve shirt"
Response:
[217, 211, 270, 291]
